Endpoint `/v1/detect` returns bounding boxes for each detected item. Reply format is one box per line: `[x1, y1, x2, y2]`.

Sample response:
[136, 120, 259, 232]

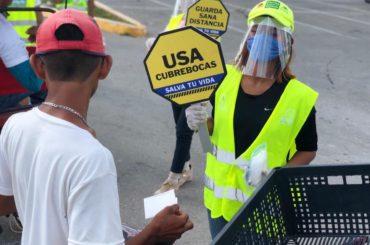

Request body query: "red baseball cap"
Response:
[36, 9, 106, 56]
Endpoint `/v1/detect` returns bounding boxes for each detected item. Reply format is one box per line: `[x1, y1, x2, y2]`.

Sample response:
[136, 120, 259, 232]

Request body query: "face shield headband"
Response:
[235, 17, 292, 80]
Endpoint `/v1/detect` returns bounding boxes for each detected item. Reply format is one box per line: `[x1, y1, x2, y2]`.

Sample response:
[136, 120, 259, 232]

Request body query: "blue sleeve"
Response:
[7, 60, 43, 92]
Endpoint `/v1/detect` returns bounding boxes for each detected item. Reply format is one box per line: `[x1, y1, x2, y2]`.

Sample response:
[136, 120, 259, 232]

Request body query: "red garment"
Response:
[0, 47, 46, 96]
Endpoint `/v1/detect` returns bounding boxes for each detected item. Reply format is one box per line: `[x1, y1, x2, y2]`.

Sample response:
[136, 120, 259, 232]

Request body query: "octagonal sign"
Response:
[144, 26, 227, 106]
[185, 0, 229, 38]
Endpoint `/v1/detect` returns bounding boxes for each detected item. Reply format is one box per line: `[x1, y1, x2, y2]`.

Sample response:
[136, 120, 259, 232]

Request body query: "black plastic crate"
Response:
[211, 164, 370, 245]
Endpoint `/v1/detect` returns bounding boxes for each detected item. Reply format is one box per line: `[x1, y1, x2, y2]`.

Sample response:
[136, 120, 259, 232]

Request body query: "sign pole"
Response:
[172, 0, 181, 17]
[198, 122, 212, 153]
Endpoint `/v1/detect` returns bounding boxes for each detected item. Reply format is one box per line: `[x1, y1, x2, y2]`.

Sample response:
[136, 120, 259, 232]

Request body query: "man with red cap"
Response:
[0, 9, 193, 245]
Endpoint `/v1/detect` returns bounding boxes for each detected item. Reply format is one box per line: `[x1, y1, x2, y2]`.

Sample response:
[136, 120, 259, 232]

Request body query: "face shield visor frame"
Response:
[235, 16, 293, 80]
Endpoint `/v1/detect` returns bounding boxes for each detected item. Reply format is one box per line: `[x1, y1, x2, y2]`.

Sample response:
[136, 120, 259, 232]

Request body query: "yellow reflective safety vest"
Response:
[205, 65, 318, 221]
[56, 0, 87, 13]
[165, 13, 184, 31]
[7, 0, 37, 46]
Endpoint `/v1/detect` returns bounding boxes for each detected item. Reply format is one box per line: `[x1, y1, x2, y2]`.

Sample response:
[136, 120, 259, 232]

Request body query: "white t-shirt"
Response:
[0, 14, 29, 68]
[0, 108, 125, 245]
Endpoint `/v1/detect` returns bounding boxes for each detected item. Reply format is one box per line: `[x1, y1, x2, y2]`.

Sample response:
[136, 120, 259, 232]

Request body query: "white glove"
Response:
[145, 37, 156, 50]
[185, 102, 208, 131]
[245, 149, 269, 187]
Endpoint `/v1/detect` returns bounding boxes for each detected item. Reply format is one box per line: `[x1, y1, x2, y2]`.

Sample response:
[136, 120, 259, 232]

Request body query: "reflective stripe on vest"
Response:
[204, 175, 248, 203]
[212, 144, 250, 170]
[204, 65, 319, 222]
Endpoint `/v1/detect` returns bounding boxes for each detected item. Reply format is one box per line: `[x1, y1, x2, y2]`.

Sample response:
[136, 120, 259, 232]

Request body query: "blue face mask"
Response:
[247, 34, 281, 62]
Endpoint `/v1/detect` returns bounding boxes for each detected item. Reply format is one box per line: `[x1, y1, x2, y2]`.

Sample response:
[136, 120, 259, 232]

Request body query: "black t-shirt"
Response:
[211, 79, 317, 158]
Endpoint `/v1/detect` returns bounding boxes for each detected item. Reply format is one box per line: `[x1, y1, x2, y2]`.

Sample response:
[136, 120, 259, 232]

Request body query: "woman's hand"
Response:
[185, 102, 208, 131]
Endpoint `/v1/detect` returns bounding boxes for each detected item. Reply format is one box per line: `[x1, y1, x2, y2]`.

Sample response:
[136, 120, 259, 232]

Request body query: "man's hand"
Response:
[149, 204, 193, 243]
[0, 195, 16, 217]
[126, 204, 193, 245]
[26, 26, 38, 43]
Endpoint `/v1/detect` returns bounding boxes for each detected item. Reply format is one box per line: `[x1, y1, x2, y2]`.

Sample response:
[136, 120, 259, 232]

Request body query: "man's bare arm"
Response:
[0, 195, 16, 216]
[126, 205, 193, 245]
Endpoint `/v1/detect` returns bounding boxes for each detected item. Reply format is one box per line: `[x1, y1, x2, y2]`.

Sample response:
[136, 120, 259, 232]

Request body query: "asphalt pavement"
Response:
[1, 0, 370, 244]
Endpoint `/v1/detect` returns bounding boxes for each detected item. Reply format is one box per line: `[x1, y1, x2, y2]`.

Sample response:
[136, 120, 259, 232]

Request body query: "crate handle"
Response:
[346, 175, 363, 185]
[327, 175, 344, 185]
[327, 175, 363, 185]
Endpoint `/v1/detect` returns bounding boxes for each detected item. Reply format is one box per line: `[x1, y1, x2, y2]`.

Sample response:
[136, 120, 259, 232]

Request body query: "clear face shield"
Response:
[235, 17, 293, 80]
[173, 0, 197, 16]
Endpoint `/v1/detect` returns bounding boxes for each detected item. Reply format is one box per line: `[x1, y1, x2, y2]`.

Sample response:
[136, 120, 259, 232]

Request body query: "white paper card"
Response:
[143, 189, 178, 219]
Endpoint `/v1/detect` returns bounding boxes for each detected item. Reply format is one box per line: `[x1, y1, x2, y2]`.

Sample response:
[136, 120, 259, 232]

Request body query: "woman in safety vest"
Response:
[146, 0, 198, 195]
[7, 0, 43, 45]
[185, 0, 318, 239]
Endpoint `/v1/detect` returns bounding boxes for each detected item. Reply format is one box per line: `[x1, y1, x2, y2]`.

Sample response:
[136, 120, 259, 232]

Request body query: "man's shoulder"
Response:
[2, 109, 34, 133]
[77, 140, 113, 161]
[0, 14, 17, 39]
[66, 143, 117, 187]
[0, 14, 7, 26]
[0, 15, 29, 67]
[63, 133, 115, 173]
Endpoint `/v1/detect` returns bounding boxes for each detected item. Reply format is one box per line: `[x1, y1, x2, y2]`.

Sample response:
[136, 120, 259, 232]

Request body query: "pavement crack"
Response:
[326, 57, 336, 85]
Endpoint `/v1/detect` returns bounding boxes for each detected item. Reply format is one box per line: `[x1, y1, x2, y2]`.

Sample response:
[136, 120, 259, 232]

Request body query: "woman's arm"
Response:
[288, 151, 316, 166]
[289, 107, 317, 166]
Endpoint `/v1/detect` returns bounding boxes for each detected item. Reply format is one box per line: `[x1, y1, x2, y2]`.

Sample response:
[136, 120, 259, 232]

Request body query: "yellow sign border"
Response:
[185, 0, 230, 38]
